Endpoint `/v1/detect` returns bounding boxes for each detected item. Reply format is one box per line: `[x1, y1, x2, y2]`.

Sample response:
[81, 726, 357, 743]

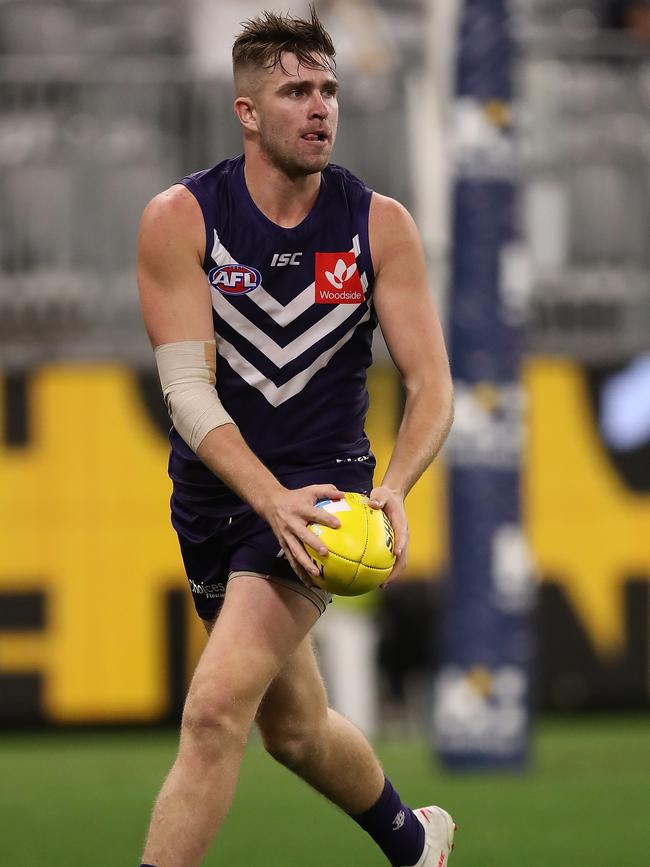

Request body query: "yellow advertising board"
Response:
[0, 359, 648, 721]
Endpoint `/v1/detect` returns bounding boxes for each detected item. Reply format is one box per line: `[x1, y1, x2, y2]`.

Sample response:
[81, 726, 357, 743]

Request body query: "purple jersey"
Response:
[169, 155, 377, 517]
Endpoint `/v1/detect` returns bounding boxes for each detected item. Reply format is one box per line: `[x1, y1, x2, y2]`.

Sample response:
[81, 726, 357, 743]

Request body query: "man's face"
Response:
[249, 52, 339, 177]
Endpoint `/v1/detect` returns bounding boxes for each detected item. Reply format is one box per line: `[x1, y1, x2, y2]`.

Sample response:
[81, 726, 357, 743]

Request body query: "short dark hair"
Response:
[232, 6, 336, 76]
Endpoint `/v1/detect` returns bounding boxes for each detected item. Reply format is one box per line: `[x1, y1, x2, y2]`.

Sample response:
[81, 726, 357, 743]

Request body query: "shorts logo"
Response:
[208, 264, 261, 295]
[189, 579, 225, 598]
[315, 252, 364, 304]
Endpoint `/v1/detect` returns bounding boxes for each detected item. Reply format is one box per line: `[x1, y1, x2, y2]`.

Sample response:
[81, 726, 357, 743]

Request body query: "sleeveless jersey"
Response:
[169, 155, 377, 517]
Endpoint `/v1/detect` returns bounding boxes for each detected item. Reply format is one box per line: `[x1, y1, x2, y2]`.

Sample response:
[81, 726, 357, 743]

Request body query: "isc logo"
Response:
[208, 264, 261, 295]
[271, 252, 302, 267]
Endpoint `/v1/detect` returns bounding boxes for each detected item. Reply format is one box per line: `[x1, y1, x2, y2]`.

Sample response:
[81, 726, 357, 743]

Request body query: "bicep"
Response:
[370, 197, 450, 389]
[137, 186, 214, 348]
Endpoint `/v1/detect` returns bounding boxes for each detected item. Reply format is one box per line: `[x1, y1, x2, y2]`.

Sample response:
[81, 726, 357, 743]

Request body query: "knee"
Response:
[260, 718, 327, 770]
[181, 687, 255, 754]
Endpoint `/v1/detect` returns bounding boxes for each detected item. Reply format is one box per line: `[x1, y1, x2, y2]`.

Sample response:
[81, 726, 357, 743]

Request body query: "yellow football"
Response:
[304, 492, 396, 596]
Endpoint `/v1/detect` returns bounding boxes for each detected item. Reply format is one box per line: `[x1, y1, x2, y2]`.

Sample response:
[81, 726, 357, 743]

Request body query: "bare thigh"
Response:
[188, 574, 321, 722]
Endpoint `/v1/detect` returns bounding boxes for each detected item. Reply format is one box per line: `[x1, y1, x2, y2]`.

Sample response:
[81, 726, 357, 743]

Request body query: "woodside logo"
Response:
[315, 251, 364, 304]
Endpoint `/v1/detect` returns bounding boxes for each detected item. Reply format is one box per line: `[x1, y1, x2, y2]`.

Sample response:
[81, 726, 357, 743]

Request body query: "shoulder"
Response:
[369, 192, 414, 230]
[141, 183, 202, 227]
[138, 184, 204, 266]
[140, 156, 241, 243]
[369, 193, 422, 272]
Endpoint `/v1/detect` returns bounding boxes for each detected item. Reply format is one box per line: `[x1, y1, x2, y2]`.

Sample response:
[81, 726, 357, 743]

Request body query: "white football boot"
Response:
[403, 806, 456, 867]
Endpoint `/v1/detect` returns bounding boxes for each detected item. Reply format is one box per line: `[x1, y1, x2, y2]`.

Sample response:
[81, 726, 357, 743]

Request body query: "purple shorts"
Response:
[171, 461, 374, 621]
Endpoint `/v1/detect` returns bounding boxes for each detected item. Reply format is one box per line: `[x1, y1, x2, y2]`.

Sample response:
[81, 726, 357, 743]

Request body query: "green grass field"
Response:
[0, 715, 648, 866]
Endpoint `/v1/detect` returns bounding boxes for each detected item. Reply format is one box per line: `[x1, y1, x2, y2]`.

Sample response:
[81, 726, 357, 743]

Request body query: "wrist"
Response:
[377, 481, 406, 501]
[247, 475, 285, 518]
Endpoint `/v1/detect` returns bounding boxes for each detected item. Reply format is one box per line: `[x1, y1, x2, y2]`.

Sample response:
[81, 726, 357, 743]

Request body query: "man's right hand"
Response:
[262, 484, 345, 585]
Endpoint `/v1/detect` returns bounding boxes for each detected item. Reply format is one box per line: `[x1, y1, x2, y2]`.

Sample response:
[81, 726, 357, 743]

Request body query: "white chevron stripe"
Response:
[210, 282, 367, 368]
[210, 230, 363, 327]
[217, 307, 372, 407]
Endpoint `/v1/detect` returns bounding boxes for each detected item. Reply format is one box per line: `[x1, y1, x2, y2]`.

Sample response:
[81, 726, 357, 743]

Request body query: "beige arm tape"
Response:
[154, 340, 234, 453]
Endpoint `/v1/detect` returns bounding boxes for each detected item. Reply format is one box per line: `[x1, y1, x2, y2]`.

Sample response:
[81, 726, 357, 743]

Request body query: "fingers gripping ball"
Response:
[304, 492, 396, 596]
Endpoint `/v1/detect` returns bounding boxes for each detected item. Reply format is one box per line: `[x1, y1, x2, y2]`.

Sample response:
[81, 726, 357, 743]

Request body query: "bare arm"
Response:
[368, 193, 454, 583]
[137, 185, 342, 580]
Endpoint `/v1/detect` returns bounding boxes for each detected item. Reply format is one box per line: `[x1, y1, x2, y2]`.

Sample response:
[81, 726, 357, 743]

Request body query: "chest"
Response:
[206, 227, 370, 325]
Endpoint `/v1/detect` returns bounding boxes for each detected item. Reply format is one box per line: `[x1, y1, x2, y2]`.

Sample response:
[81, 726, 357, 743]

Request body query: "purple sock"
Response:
[351, 777, 425, 867]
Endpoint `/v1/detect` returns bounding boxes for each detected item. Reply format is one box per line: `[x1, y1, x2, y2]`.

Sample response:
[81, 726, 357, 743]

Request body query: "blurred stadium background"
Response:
[0, 0, 649, 864]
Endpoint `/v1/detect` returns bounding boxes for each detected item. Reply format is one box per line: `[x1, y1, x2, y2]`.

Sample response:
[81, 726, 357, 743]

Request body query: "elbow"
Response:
[446, 375, 455, 421]
[405, 364, 454, 413]
[446, 388, 455, 435]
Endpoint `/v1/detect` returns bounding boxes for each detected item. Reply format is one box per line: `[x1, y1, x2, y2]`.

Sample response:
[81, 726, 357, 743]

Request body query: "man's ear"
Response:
[234, 97, 258, 132]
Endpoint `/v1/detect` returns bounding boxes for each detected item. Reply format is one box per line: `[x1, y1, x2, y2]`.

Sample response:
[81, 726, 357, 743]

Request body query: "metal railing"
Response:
[519, 31, 650, 361]
[0, 58, 412, 365]
[2, 30, 650, 366]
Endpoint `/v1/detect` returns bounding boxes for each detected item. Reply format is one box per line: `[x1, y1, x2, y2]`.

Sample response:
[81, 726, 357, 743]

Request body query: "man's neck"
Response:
[243, 151, 321, 229]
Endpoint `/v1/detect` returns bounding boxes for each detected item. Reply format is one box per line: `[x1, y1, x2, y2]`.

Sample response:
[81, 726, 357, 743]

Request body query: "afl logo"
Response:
[208, 264, 261, 295]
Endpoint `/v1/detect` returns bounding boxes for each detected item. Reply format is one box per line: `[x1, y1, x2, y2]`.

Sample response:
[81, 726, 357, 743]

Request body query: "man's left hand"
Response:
[368, 486, 408, 586]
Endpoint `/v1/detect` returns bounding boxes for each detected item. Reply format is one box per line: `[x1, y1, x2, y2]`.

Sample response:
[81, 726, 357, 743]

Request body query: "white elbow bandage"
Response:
[154, 340, 234, 452]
